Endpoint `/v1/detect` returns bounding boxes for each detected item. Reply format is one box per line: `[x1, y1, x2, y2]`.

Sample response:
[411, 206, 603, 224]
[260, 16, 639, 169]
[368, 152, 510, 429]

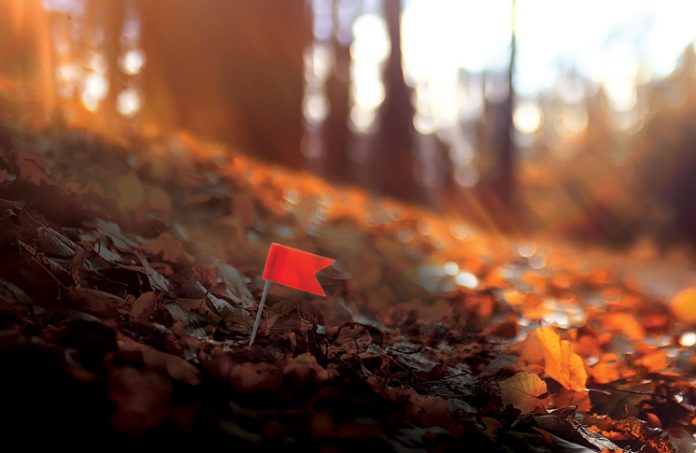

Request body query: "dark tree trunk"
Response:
[374, 0, 418, 200]
[89, 0, 126, 122]
[0, 0, 54, 112]
[322, 0, 352, 182]
[138, 0, 311, 168]
[494, 0, 516, 206]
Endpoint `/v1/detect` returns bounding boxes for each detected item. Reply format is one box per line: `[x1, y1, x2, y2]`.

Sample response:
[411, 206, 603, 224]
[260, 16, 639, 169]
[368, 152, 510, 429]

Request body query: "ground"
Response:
[0, 121, 695, 452]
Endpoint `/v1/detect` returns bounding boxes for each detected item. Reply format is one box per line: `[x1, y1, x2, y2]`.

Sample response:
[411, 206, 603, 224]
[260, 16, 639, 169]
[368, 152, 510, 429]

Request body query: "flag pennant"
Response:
[262, 243, 334, 296]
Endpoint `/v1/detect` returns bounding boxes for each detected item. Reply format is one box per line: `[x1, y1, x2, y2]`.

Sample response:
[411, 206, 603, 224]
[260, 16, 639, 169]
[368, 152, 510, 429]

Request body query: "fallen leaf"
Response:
[37, 226, 77, 257]
[141, 233, 192, 264]
[672, 288, 696, 323]
[0, 279, 32, 305]
[14, 152, 52, 185]
[536, 327, 587, 392]
[603, 312, 645, 341]
[499, 371, 548, 413]
[516, 331, 545, 368]
[67, 287, 125, 318]
[590, 354, 621, 384]
[131, 291, 157, 321]
[636, 350, 669, 372]
[70, 248, 86, 285]
[217, 262, 254, 308]
[166, 303, 208, 338]
[135, 252, 174, 294]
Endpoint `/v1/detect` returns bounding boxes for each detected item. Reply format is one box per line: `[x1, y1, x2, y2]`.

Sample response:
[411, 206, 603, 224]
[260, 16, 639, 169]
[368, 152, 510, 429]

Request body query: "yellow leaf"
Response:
[500, 371, 548, 413]
[516, 331, 545, 368]
[672, 288, 696, 323]
[536, 327, 587, 391]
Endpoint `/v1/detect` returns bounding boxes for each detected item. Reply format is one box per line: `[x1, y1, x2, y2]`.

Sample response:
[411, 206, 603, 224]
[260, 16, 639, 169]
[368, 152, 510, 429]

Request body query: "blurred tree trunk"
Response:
[138, 0, 311, 168]
[103, 1, 126, 123]
[84, 0, 126, 122]
[374, 0, 418, 200]
[493, 0, 516, 206]
[322, 0, 352, 182]
[0, 0, 55, 113]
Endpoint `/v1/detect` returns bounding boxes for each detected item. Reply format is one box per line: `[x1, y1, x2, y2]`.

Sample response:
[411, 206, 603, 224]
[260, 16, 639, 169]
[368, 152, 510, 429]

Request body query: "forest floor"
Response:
[1, 117, 696, 452]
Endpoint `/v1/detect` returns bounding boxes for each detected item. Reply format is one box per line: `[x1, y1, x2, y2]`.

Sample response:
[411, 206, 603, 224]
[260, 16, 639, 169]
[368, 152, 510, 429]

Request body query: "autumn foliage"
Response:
[0, 118, 695, 451]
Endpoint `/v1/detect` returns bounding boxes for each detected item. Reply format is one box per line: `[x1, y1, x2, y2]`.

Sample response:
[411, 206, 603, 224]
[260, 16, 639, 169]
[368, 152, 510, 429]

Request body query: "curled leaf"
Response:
[536, 327, 587, 392]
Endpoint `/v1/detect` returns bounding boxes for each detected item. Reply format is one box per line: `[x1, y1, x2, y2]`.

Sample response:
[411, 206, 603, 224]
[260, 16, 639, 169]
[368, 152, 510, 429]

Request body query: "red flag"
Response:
[262, 243, 335, 296]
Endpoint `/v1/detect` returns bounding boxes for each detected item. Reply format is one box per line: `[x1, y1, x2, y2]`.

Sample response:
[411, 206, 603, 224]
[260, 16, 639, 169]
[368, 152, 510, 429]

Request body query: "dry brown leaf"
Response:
[131, 291, 157, 321]
[216, 262, 254, 308]
[135, 252, 174, 294]
[37, 226, 78, 257]
[15, 153, 52, 185]
[536, 326, 587, 392]
[0, 279, 32, 305]
[499, 371, 547, 413]
[70, 248, 86, 285]
[67, 287, 124, 318]
[141, 233, 192, 264]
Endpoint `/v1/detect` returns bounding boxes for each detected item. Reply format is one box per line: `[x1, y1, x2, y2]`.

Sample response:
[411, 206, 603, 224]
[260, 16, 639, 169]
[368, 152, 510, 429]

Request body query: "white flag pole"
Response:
[249, 280, 271, 345]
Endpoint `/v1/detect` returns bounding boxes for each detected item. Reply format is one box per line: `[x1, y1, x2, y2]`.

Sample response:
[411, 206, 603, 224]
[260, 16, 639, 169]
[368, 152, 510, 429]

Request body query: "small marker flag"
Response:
[262, 243, 335, 296]
[249, 243, 334, 345]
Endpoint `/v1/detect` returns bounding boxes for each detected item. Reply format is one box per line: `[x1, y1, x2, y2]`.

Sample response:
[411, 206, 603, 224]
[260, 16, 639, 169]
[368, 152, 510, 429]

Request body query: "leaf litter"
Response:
[0, 123, 693, 451]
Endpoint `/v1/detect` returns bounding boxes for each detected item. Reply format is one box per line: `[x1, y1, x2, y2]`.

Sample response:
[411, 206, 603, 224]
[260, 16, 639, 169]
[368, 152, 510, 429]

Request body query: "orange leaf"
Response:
[590, 354, 621, 384]
[500, 371, 548, 413]
[672, 288, 696, 323]
[636, 350, 668, 372]
[535, 327, 587, 391]
[603, 313, 645, 341]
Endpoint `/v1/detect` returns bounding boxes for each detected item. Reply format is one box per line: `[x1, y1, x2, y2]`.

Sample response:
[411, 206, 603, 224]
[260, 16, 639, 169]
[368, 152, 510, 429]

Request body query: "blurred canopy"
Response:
[3, 0, 696, 248]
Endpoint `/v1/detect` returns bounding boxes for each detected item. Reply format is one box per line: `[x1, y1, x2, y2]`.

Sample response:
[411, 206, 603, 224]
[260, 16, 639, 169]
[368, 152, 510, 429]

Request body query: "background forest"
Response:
[3, 0, 696, 251]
